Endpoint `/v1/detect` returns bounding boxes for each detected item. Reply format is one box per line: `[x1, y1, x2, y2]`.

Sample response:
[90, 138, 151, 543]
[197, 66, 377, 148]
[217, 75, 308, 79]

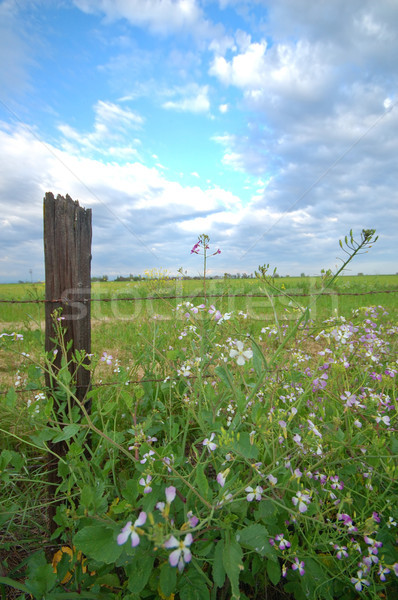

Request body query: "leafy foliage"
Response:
[1, 230, 398, 599]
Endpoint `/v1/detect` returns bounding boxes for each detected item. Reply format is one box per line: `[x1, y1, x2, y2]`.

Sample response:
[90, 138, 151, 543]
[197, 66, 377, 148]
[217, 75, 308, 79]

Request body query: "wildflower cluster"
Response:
[2, 231, 397, 600]
[191, 234, 221, 257]
[116, 486, 196, 573]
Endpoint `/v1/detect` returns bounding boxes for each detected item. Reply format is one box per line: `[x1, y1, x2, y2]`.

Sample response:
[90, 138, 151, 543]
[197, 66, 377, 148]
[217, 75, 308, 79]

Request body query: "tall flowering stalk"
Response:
[191, 234, 221, 302]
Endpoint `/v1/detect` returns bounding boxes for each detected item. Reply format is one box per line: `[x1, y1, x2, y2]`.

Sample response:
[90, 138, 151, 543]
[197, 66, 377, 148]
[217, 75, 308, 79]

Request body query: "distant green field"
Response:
[1, 275, 397, 373]
[2, 272, 397, 395]
[0, 274, 397, 323]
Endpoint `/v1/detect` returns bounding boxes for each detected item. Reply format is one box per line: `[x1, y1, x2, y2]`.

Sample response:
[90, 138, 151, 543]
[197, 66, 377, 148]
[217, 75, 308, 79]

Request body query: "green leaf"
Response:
[390, 436, 398, 454]
[73, 525, 122, 564]
[26, 550, 47, 576]
[121, 479, 139, 504]
[195, 464, 210, 500]
[179, 568, 210, 600]
[159, 563, 177, 597]
[5, 387, 17, 408]
[29, 427, 55, 447]
[237, 524, 276, 560]
[0, 449, 12, 470]
[213, 539, 225, 588]
[9, 450, 24, 471]
[335, 428, 345, 442]
[223, 539, 243, 600]
[126, 553, 154, 594]
[52, 423, 80, 443]
[250, 554, 263, 576]
[251, 341, 267, 377]
[284, 581, 306, 600]
[254, 500, 279, 524]
[215, 365, 234, 390]
[194, 540, 214, 557]
[80, 484, 94, 509]
[0, 576, 30, 594]
[232, 432, 258, 460]
[51, 591, 102, 599]
[94, 573, 120, 588]
[110, 498, 131, 515]
[25, 563, 57, 597]
[300, 558, 333, 600]
[266, 559, 281, 585]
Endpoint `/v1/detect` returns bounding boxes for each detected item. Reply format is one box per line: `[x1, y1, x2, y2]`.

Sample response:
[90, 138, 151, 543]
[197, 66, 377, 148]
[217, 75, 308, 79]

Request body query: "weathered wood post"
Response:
[43, 192, 92, 532]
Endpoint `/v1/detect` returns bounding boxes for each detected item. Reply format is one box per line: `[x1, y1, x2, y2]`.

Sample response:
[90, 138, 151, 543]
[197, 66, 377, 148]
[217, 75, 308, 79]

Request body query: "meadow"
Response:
[0, 232, 397, 599]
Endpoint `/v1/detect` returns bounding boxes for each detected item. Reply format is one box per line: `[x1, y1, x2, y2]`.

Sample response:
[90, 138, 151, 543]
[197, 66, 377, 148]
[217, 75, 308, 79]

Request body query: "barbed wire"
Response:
[0, 289, 397, 304]
[0, 373, 217, 396]
[1, 287, 397, 397]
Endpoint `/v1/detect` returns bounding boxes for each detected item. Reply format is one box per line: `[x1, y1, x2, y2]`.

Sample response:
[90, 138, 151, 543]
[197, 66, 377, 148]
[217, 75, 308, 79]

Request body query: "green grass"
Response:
[0, 274, 397, 381]
[1, 265, 398, 599]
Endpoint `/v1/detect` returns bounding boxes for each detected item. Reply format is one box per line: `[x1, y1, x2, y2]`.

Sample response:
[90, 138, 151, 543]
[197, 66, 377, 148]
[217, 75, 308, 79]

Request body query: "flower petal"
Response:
[135, 511, 147, 527]
[117, 521, 132, 545]
[182, 547, 192, 564]
[168, 548, 181, 567]
[165, 486, 176, 503]
[164, 535, 179, 549]
[131, 530, 140, 547]
[184, 533, 193, 546]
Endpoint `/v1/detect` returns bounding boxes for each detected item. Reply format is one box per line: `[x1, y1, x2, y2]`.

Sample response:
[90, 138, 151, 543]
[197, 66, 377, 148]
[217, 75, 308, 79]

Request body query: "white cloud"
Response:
[210, 37, 332, 102]
[162, 84, 210, 113]
[212, 41, 267, 87]
[95, 100, 144, 127]
[267, 0, 398, 70]
[208, 34, 235, 55]
[1, 117, 397, 281]
[1, 1, 398, 281]
[384, 97, 393, 110]
[73, 0, 211, 36]
[0, 122, 244, 279]
[177, 209, 242, 233]
[222, 151, 246, 171]
[211, 133, 235, 146]
[58, 100, 144, 159]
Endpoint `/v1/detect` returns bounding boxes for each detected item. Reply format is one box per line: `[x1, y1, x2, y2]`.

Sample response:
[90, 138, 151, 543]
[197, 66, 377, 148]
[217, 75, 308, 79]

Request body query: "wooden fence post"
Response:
[43, 192, 92, 533]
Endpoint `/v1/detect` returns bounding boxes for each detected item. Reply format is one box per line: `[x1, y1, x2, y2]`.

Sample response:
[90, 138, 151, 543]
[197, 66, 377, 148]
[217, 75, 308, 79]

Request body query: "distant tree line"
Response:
[90, 273, 261, 282]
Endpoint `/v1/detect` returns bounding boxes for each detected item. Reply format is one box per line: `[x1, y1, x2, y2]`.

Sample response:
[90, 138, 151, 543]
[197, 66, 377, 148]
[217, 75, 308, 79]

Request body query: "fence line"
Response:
[1, 288, 398, 304]
[2, 288, 397, 397]
[0, 373, 218, 396]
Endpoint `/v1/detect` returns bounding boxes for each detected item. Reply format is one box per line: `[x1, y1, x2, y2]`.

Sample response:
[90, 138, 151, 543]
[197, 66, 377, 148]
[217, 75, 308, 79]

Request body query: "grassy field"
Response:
[1, 273, 397, 396]
[0, 274, 397, 386]
[1, 270, 397, 599]
[1, 273, 397, 320]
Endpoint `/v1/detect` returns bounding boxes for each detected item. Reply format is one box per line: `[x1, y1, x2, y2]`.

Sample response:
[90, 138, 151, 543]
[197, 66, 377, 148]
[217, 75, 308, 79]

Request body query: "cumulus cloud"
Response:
[0, 122, 244, 280]
[1, 1, 397, 282]
[3, 116, 394, 283]
[206, 1, 398, 241]
[210, 37, 334, 105]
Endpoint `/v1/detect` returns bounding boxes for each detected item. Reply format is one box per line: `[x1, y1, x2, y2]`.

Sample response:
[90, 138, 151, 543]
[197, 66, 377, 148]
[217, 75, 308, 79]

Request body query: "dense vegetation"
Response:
[0, 231, 397, 599]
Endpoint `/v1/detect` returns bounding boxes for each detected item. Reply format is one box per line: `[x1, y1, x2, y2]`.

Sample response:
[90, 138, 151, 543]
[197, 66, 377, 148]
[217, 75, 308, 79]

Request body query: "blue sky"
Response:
[0, 0, 397, 283]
